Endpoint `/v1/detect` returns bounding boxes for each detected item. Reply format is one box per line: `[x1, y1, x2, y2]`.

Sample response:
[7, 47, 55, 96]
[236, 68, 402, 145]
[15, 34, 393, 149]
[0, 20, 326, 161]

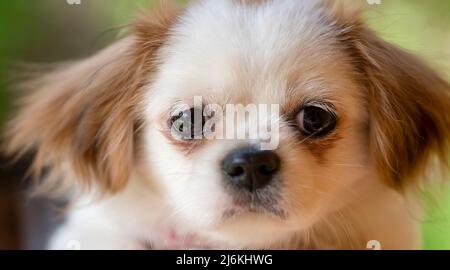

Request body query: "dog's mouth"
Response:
[222, 188, 288, 220]
[223, 205, 287, 220]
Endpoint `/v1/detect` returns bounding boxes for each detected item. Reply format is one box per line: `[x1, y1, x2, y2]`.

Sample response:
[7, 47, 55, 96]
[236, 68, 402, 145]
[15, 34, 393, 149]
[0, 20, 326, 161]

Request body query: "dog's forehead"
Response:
[152, 0, 347, 104]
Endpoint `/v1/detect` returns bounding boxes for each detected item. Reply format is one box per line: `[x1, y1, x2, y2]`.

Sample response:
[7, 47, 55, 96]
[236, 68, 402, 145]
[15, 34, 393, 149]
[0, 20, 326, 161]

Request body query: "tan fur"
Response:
[363, 32, 450, 189]
[319, 0, 450, 189]
[3, 6, 179, 195]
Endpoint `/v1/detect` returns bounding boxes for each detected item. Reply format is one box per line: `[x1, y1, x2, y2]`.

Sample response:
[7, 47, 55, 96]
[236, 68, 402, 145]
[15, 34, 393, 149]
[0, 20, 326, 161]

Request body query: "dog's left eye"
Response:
[296, 105, 337, 138]
[170, 107, 205, 140]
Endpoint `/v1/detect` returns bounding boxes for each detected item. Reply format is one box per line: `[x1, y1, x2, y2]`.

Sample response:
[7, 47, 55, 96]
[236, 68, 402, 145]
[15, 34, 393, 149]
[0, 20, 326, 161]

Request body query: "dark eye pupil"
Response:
[299, 106, 336, 138]
[170, 108, 205, 140]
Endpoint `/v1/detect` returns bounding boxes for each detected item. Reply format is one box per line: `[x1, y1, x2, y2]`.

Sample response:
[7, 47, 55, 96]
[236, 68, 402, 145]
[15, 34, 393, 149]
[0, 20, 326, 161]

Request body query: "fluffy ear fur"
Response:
[3, 5, 180, 195]
[330, 9, 450, 189]
[360, 29, 450, 189]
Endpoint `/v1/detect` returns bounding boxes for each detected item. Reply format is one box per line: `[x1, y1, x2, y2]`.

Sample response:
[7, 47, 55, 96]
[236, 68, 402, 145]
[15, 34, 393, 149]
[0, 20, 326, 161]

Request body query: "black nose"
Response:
[222, 147, 281, 191]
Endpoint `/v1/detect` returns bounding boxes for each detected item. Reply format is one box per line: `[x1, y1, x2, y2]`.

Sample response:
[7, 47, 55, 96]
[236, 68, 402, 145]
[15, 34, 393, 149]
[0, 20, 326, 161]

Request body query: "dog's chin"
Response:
[202, 210, 299, 248]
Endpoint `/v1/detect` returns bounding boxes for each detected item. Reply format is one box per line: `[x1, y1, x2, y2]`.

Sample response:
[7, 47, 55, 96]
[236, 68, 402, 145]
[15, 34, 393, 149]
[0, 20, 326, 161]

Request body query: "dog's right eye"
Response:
[170, 107, 205, 140]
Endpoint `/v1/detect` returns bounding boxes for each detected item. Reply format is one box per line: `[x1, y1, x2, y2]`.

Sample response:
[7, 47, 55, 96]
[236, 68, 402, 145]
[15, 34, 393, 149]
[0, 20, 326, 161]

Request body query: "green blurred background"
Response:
[0, 0, 449, 249]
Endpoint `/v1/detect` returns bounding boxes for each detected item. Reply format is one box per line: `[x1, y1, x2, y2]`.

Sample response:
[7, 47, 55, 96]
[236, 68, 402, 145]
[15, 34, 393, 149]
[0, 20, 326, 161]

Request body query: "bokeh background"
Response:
[0, 0, 449, 249]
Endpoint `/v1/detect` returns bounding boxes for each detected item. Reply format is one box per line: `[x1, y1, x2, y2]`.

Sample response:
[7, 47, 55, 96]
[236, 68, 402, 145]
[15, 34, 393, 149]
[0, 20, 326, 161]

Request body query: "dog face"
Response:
[4, 0, 450, 248]
[145, 0, 371, 244]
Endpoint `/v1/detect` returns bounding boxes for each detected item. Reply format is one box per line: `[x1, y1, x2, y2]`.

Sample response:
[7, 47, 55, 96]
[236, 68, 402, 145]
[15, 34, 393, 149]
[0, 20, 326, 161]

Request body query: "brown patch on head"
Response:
[321, 0, 363, 26]
[322, 2, 450, 189]
[3, 4, 181, 195]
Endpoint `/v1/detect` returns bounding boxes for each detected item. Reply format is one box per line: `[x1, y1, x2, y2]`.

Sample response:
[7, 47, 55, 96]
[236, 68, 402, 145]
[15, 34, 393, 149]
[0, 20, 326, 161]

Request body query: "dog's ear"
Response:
[3, 6, 179, 195]
[340, 22, 450, 189]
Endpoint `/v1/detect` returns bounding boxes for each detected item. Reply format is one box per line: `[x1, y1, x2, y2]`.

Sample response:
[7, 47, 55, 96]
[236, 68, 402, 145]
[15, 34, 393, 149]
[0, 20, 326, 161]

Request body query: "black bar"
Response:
[0, 251, 448, 268]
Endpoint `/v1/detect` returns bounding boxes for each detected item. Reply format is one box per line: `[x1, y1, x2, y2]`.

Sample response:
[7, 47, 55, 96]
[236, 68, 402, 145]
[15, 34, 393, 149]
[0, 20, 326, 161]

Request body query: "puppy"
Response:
[4, 0, 450, 250]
